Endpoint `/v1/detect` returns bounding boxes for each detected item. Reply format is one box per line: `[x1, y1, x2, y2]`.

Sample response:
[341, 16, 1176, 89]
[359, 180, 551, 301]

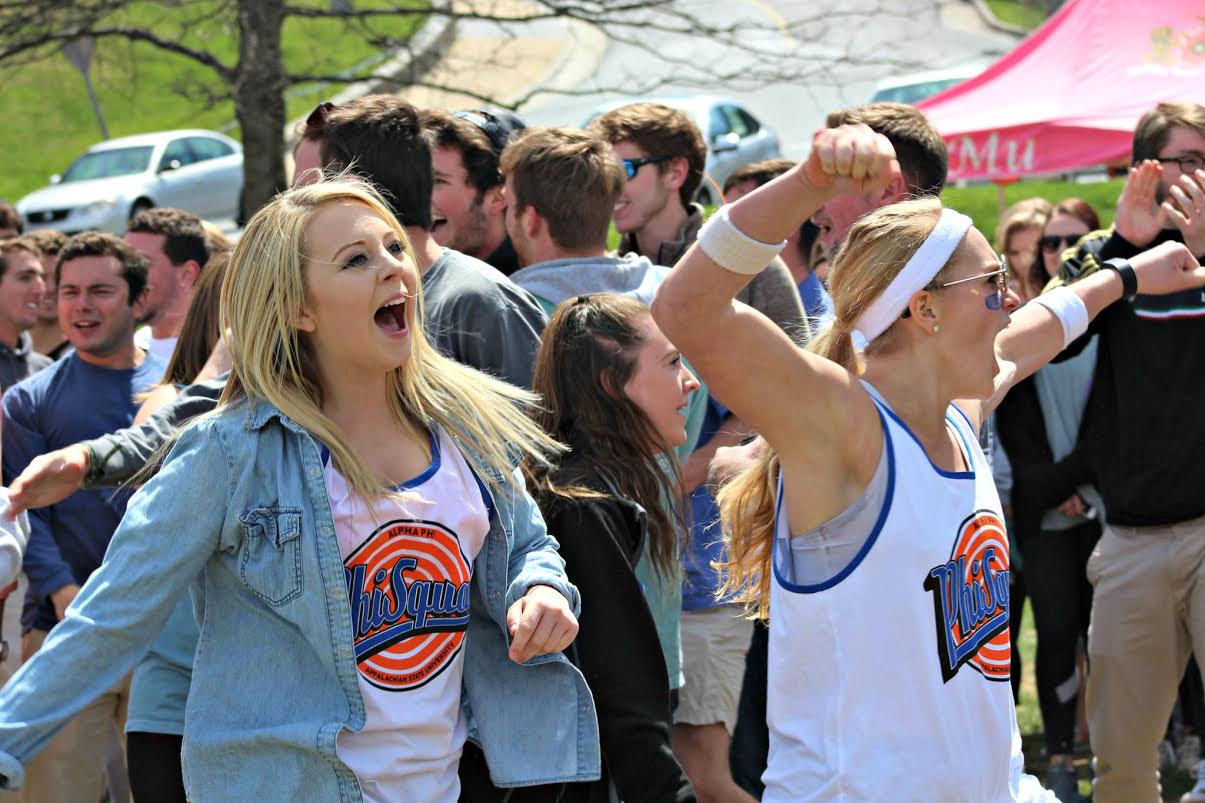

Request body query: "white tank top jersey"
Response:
[764, 383, 1053, 803]
[323, 427, 490, 803]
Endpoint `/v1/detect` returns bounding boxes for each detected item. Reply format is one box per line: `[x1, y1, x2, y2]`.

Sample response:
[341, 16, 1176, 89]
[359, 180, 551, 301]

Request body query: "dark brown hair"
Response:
[128, 207, 210, 268]
[722, 158, 795, 194]
[25, 229, 68, 259]
[0, 237, 42, 281]
[56, 231, 148, 303]
[591, 102, 707, 207]
[500, 127, 626, 252]
[420, 109, 506, 194]
[826, 102, 948, 196]
[0, 201, 22, 235]
[158, 250, 230, 386]
[524, 293, 685, 575]
[1132, 102, 1205, 163]
[307, 95, 433, 229]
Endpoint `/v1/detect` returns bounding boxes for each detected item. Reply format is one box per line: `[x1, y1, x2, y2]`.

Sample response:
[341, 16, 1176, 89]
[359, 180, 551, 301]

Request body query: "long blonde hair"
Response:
[716, 197, 957, 619]
[218, 179, 563, 501]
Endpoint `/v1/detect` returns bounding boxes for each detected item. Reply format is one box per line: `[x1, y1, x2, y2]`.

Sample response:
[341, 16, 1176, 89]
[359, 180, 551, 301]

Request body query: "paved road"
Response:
[521, 0, 1019, 161]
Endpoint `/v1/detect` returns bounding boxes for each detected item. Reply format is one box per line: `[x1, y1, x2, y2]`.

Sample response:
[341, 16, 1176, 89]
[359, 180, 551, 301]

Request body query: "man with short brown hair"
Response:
[422, 108, 526, 274]
[125, 207, 210, 362]
[3, 231, 161, 803]
[590, 103, 707, 265]
[24, 230, 70, 359]
[1049, 101, 1205, 803]
[0, 238, 49, 391]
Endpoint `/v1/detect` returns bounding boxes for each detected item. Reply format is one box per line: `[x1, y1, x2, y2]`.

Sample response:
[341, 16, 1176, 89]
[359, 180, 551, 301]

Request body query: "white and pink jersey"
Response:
[764, 383, 1052, 802]
[324, 427, 489, 803]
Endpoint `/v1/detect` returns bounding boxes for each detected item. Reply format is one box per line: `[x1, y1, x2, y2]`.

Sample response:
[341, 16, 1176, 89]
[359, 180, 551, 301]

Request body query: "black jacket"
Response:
[995, 376, 1094, 540]
[1052, 227, 1205, 526]
[536, 484, 695, 803]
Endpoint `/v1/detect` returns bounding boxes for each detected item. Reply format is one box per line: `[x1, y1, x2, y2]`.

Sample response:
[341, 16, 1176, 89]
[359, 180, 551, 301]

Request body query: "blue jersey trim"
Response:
[317, 429, 441, 491]
[772, 404, 895, 594]
[877, 401, 975, 480]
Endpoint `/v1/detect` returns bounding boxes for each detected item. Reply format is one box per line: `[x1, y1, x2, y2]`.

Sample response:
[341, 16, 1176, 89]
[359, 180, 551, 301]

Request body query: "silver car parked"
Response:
[17, 129, 244, 235]
[585, 95, 782, 205]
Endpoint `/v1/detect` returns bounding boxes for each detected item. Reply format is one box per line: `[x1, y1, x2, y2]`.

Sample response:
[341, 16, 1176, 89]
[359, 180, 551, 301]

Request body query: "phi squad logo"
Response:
[343, 519, 472, 692]
[922, 510, 1011, 683]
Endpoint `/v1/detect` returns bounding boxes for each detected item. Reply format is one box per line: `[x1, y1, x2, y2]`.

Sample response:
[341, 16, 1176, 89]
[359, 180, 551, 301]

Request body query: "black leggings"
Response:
[127, 731, 186, 803]
[1020, 518, 1101, 755]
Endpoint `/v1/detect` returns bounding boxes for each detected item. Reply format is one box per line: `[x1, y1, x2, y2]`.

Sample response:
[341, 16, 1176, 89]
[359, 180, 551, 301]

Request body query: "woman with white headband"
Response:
[651, 123, 1203, 802]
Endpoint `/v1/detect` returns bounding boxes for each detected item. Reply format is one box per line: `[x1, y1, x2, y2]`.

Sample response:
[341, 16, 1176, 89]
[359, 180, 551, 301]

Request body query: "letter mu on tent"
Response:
[917, 0, 1204, 183]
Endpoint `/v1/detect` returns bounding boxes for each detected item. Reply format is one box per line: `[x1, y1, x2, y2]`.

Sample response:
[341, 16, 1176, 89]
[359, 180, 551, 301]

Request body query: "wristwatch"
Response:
[1103, 258, 1138, 302]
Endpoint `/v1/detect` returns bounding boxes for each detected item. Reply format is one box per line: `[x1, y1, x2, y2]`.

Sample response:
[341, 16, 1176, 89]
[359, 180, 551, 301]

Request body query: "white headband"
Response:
[852, 208, 973, 346]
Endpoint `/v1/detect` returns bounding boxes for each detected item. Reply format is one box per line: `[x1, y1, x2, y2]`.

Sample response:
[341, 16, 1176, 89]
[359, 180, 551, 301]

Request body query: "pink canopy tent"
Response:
[917, 0, 1205, 182]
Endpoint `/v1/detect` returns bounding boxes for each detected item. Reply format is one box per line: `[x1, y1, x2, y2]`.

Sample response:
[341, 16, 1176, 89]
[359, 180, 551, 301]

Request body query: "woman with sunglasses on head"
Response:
[651, 123, 1205, 802]
[0, 179, 596, 802]
[513, 293, 697, 803]
[993, 196, 1102, 801]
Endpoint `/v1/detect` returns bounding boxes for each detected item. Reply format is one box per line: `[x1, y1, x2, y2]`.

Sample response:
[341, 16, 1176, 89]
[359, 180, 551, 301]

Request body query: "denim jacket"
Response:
[0, 399, 600, 800]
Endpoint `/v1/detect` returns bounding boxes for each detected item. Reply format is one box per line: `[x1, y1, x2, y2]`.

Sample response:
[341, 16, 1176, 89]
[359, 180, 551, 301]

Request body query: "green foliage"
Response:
[943, 177, 1126, 244]
[984, 0, 1050, 31]
[0, 0, 425, 203]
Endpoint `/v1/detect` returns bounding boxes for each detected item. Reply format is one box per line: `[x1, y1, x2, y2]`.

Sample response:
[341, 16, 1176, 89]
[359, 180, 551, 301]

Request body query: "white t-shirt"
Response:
[133, 327, 177, 364]
[324, 427, 490, 803]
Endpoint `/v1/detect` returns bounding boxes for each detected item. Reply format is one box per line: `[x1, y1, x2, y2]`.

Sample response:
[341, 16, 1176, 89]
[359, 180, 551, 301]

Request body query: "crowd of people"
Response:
[0, 91, 1197, 803]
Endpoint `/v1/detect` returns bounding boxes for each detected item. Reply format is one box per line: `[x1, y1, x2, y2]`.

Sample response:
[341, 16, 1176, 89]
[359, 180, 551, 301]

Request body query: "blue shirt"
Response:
[798, 272, 834, 335]
[1, 352, 164, 632]
[0, 398, 598, 799]
[681, 397, 732, 612]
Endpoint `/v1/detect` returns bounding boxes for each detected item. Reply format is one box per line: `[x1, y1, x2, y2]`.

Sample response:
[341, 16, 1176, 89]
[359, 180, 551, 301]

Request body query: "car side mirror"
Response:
[49, 174, 61, 185]
[711, 132, 740, 153]
[158, 159, 182, 173]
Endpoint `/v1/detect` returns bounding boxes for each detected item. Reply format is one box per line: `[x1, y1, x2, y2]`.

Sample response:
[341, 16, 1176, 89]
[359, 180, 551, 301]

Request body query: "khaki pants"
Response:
[19, 628, 130, 803]
[1086, 513, 1205, 803]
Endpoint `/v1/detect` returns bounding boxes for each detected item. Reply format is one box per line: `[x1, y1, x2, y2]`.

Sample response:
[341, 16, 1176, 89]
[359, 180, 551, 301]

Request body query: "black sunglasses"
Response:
[623, 155, 670, 180]
[1039, 233, 1082, 253]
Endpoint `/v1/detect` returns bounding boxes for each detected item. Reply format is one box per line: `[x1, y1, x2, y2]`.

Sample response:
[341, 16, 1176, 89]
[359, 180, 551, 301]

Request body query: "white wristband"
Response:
[1030, 286, 1089, 349]
[696, 206, 787, 275]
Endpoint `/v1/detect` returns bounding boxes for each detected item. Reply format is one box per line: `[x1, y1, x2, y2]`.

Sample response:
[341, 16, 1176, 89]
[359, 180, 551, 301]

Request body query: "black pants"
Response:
[730, 619, 768, 799]
[458, 741, 572, 802]
[1020, 518, 1101, 755]
[127, 731, 186, 803]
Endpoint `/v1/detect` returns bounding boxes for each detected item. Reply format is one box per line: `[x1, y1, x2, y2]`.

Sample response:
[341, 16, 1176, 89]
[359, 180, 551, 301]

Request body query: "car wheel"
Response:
[129, 199, 153, 222]
[696, 185, 714, 206]
[236, 190, 247, 228]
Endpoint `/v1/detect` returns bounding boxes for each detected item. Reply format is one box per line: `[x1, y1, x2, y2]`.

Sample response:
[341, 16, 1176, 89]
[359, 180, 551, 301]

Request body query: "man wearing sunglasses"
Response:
[1046, 101, 1205, 803]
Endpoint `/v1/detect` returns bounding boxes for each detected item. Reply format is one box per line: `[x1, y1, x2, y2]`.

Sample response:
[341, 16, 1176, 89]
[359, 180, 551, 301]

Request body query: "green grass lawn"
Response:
[985, 0, 1051, 30]
[943, 177, 1125, 245]
[0, 0, 426, 204]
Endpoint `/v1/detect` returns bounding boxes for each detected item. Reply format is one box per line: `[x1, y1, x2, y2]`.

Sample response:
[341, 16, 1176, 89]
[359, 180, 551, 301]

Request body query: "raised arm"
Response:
[651, 125, 897, 455]
[988, 240, 1205, 416]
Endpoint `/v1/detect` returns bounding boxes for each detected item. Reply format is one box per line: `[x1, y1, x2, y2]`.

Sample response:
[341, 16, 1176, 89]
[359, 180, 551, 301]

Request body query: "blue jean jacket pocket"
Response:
[238, 507, 304, 606]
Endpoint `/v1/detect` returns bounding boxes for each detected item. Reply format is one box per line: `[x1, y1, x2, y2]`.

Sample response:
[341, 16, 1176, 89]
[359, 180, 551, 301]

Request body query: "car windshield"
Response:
[60, 146, 153, 182]
[872, 77, 967, 105]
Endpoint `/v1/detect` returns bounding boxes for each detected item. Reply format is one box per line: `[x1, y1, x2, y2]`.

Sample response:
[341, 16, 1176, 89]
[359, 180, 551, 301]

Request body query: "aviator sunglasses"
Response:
[900, 260, 1008, 319]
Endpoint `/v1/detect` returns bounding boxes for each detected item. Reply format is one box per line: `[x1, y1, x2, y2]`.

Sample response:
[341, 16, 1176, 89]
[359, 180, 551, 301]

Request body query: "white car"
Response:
[18, 129, 244, 235]
[869, 63, 988, 106]
[585, 96, 782, 205]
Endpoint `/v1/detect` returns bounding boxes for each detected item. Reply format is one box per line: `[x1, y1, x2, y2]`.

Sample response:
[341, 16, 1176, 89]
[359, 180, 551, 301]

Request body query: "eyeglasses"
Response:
[1040, 233, 1083, 253]
[1155, 154, 1205, 174]
[623, 155, 670, 180]
[306, 101, 335, 128]
[936, 262, 1009, 310]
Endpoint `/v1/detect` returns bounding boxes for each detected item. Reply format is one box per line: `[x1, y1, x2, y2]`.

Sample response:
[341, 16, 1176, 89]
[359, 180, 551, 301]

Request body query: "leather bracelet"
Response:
[1103, 257, 1138, 301]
